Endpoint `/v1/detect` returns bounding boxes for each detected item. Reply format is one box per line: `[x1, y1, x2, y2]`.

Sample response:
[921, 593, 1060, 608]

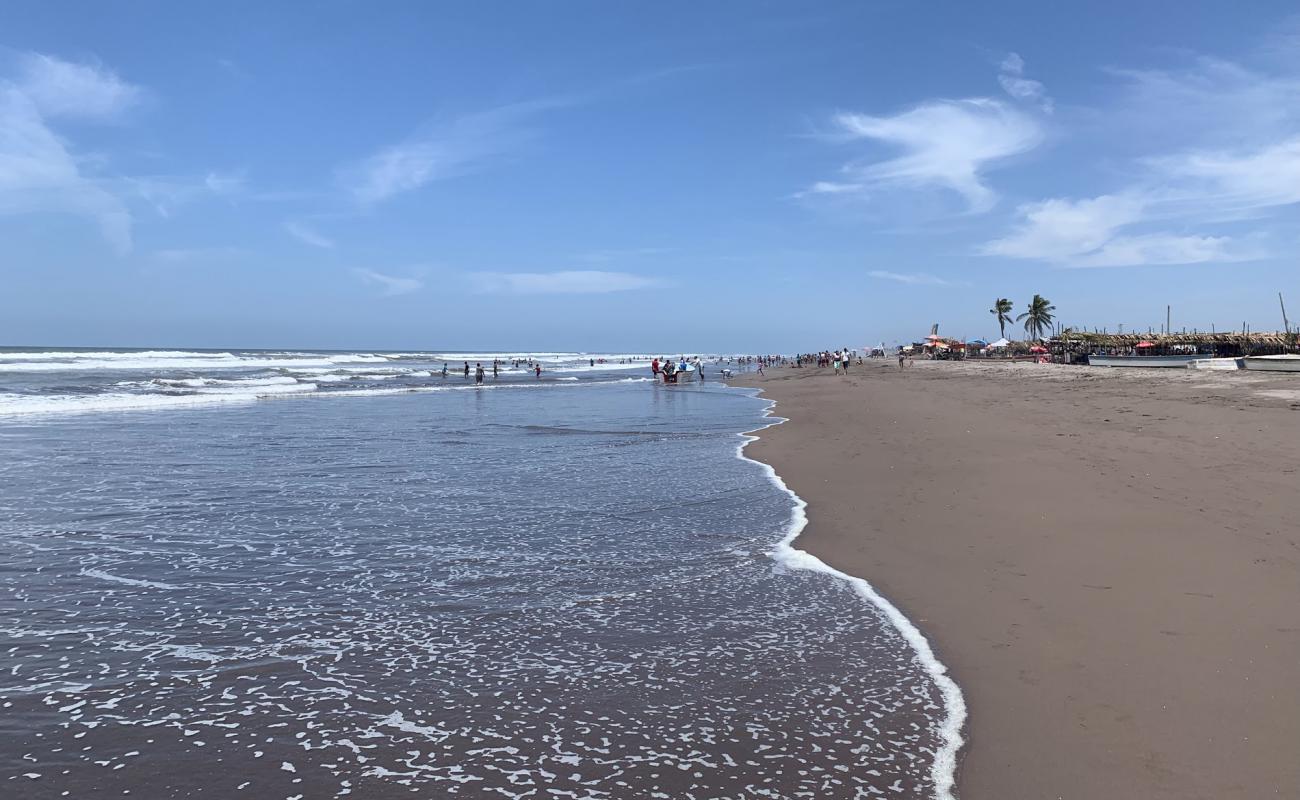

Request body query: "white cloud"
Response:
[468, 270, 662, 294]
[353, 268, 423, 296]
[1150, 136, 1300, 212]
[126, 171, 243, 218]
[0, 85, 132, 253]
[985, 135, 1300, 267]
[16, 53, 141, 120]
[1069, 232, 1246, 268]
[998, 52, 1053, 113]
[867, 270, 965, 286]
[284, 220, 334, 248]
[984, 194, 1146, 262]
[820, 98, 1042, 212]
[343, 101, 563, 205]
[982, 193, 1255, 267]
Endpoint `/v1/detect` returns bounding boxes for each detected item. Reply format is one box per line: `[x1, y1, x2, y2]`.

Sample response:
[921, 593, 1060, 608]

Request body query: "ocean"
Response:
[0, 349, 961, 799]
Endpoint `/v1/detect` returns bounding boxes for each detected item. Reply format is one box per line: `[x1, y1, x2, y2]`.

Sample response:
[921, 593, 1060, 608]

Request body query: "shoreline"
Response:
[735, 391, 967, 800]
[730, 361, 1300, 799]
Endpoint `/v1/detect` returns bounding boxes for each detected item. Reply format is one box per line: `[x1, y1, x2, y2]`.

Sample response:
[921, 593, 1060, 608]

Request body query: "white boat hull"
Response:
[1088, 354, 1209, 368]
[1243, 355, 1300, 372]
[1188, 357, 1243, 370]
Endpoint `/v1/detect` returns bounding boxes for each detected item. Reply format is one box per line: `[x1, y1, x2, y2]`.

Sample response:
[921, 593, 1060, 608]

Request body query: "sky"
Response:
[2, 0, 1300, 352]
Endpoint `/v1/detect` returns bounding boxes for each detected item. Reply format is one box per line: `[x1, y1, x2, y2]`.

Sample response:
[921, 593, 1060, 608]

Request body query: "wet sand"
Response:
[733, 360, 1300, 799]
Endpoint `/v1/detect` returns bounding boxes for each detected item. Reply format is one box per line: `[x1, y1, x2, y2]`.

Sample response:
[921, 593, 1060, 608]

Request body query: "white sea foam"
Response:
[0, 384, 318, 417]
[81, 569, 183, 590]
[736, 393, 967, 800]
[0, 351, 390, 372]
[154, 376, 300, 388]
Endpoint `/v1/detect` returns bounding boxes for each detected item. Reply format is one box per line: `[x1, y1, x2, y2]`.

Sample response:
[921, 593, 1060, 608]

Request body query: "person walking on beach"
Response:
[475, 363, 484, 385]
[651, 358, 660, 378]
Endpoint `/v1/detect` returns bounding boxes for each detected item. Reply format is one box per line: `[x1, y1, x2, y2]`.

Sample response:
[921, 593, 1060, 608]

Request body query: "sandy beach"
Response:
[734, 360, 1300, 799]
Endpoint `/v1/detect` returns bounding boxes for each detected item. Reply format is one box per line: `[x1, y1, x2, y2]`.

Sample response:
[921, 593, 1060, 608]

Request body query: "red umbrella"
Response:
[1029, 345, 1048, 353]
[1136, 341, 1156, 347]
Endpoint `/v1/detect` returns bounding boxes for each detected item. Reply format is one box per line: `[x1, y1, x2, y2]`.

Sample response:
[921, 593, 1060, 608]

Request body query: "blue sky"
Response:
[2, 1, 1300, 351]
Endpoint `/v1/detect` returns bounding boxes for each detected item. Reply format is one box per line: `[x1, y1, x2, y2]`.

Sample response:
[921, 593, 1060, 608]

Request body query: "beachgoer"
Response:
[441, 363, 448, 378]
[493, 361, 499, 379]
[651, 358, 660, 377]
[535, 364, 542, 378]
[475, 363, 484, 384]
[463, 361, 470, 377]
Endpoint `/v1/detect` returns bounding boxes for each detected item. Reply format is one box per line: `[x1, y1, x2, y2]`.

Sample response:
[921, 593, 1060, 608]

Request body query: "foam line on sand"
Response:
[735, 391, 966, 800]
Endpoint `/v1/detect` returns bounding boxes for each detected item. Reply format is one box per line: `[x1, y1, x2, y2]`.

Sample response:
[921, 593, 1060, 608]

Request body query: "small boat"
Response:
[1087, 354, 1210, 368]
[660, 365, 697, 383]
[1242, 354, 1300, 372]
[1187, 357, 1243, 370]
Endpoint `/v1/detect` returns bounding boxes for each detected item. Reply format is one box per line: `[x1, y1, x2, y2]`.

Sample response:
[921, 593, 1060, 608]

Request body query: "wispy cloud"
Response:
[152, 246, 247, 263]
[15, 52, 141, 120]
[284, 220, 334, 248]
[577, 247, 670, 264]
[868, 270, 966, 286]
[998, 53, 1053, 113]
[0, 81, 133, 253]
[983, 51, 1300, 268]
[468, 270, 663, 294]
[807, 98, 1042, 212]
[352, 268, 423, 296]
[985, 138, 1298, 267]
[126, 170, 243, 218]
[342, 98, 572, 205]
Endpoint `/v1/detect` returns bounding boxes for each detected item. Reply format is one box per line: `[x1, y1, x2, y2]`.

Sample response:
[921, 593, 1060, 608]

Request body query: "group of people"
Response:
[650, 356, 706, 383]
[792, 349, 859, 375]
[441, 359, 543, 383]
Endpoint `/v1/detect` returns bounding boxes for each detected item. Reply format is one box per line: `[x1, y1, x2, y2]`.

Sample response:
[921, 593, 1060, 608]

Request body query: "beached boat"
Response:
[1188, 357, 1243, 370]
[1242, 354, 1300, 372]
[1087, 354, 1210, 368]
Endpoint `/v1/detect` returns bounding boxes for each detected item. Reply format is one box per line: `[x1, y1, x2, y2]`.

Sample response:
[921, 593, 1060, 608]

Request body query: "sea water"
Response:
[0, 349, 957, 799]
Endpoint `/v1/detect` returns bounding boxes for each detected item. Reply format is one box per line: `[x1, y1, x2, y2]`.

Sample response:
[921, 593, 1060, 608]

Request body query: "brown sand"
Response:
[733, 361, 1299, 799]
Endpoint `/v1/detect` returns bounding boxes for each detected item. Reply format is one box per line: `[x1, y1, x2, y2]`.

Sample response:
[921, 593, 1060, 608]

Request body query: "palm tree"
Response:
[989, 298, 1014, 339]
[1016, 294, 1056, 340]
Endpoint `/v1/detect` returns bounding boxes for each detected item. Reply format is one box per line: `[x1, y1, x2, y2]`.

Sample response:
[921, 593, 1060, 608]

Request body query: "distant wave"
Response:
[0, 384, 318, 416]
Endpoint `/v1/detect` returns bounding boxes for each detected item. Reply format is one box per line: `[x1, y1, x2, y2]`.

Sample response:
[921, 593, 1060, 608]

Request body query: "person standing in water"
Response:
[441, 363, 448, 378]
[463, 361, 470, 378]
[475, 363, 484, 384]
[492, 361, 499, 379]
[534, 364, 542, 378]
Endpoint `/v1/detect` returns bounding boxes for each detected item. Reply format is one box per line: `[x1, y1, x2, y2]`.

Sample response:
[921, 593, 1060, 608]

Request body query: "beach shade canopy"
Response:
[967, 339, 988, 347]
[1136, 340, 1157, 347]
[989, 337, 1011, 348]
[1029, 345, 1048, 353]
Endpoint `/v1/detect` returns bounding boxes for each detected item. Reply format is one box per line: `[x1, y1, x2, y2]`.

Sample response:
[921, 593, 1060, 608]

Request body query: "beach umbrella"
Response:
[1029, 345, 1048, 353]
[1136, 341, 1156, 347]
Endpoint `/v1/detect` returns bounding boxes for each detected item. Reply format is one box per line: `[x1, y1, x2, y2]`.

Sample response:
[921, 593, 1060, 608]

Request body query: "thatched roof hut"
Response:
[1048, 331, 1295, 356]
